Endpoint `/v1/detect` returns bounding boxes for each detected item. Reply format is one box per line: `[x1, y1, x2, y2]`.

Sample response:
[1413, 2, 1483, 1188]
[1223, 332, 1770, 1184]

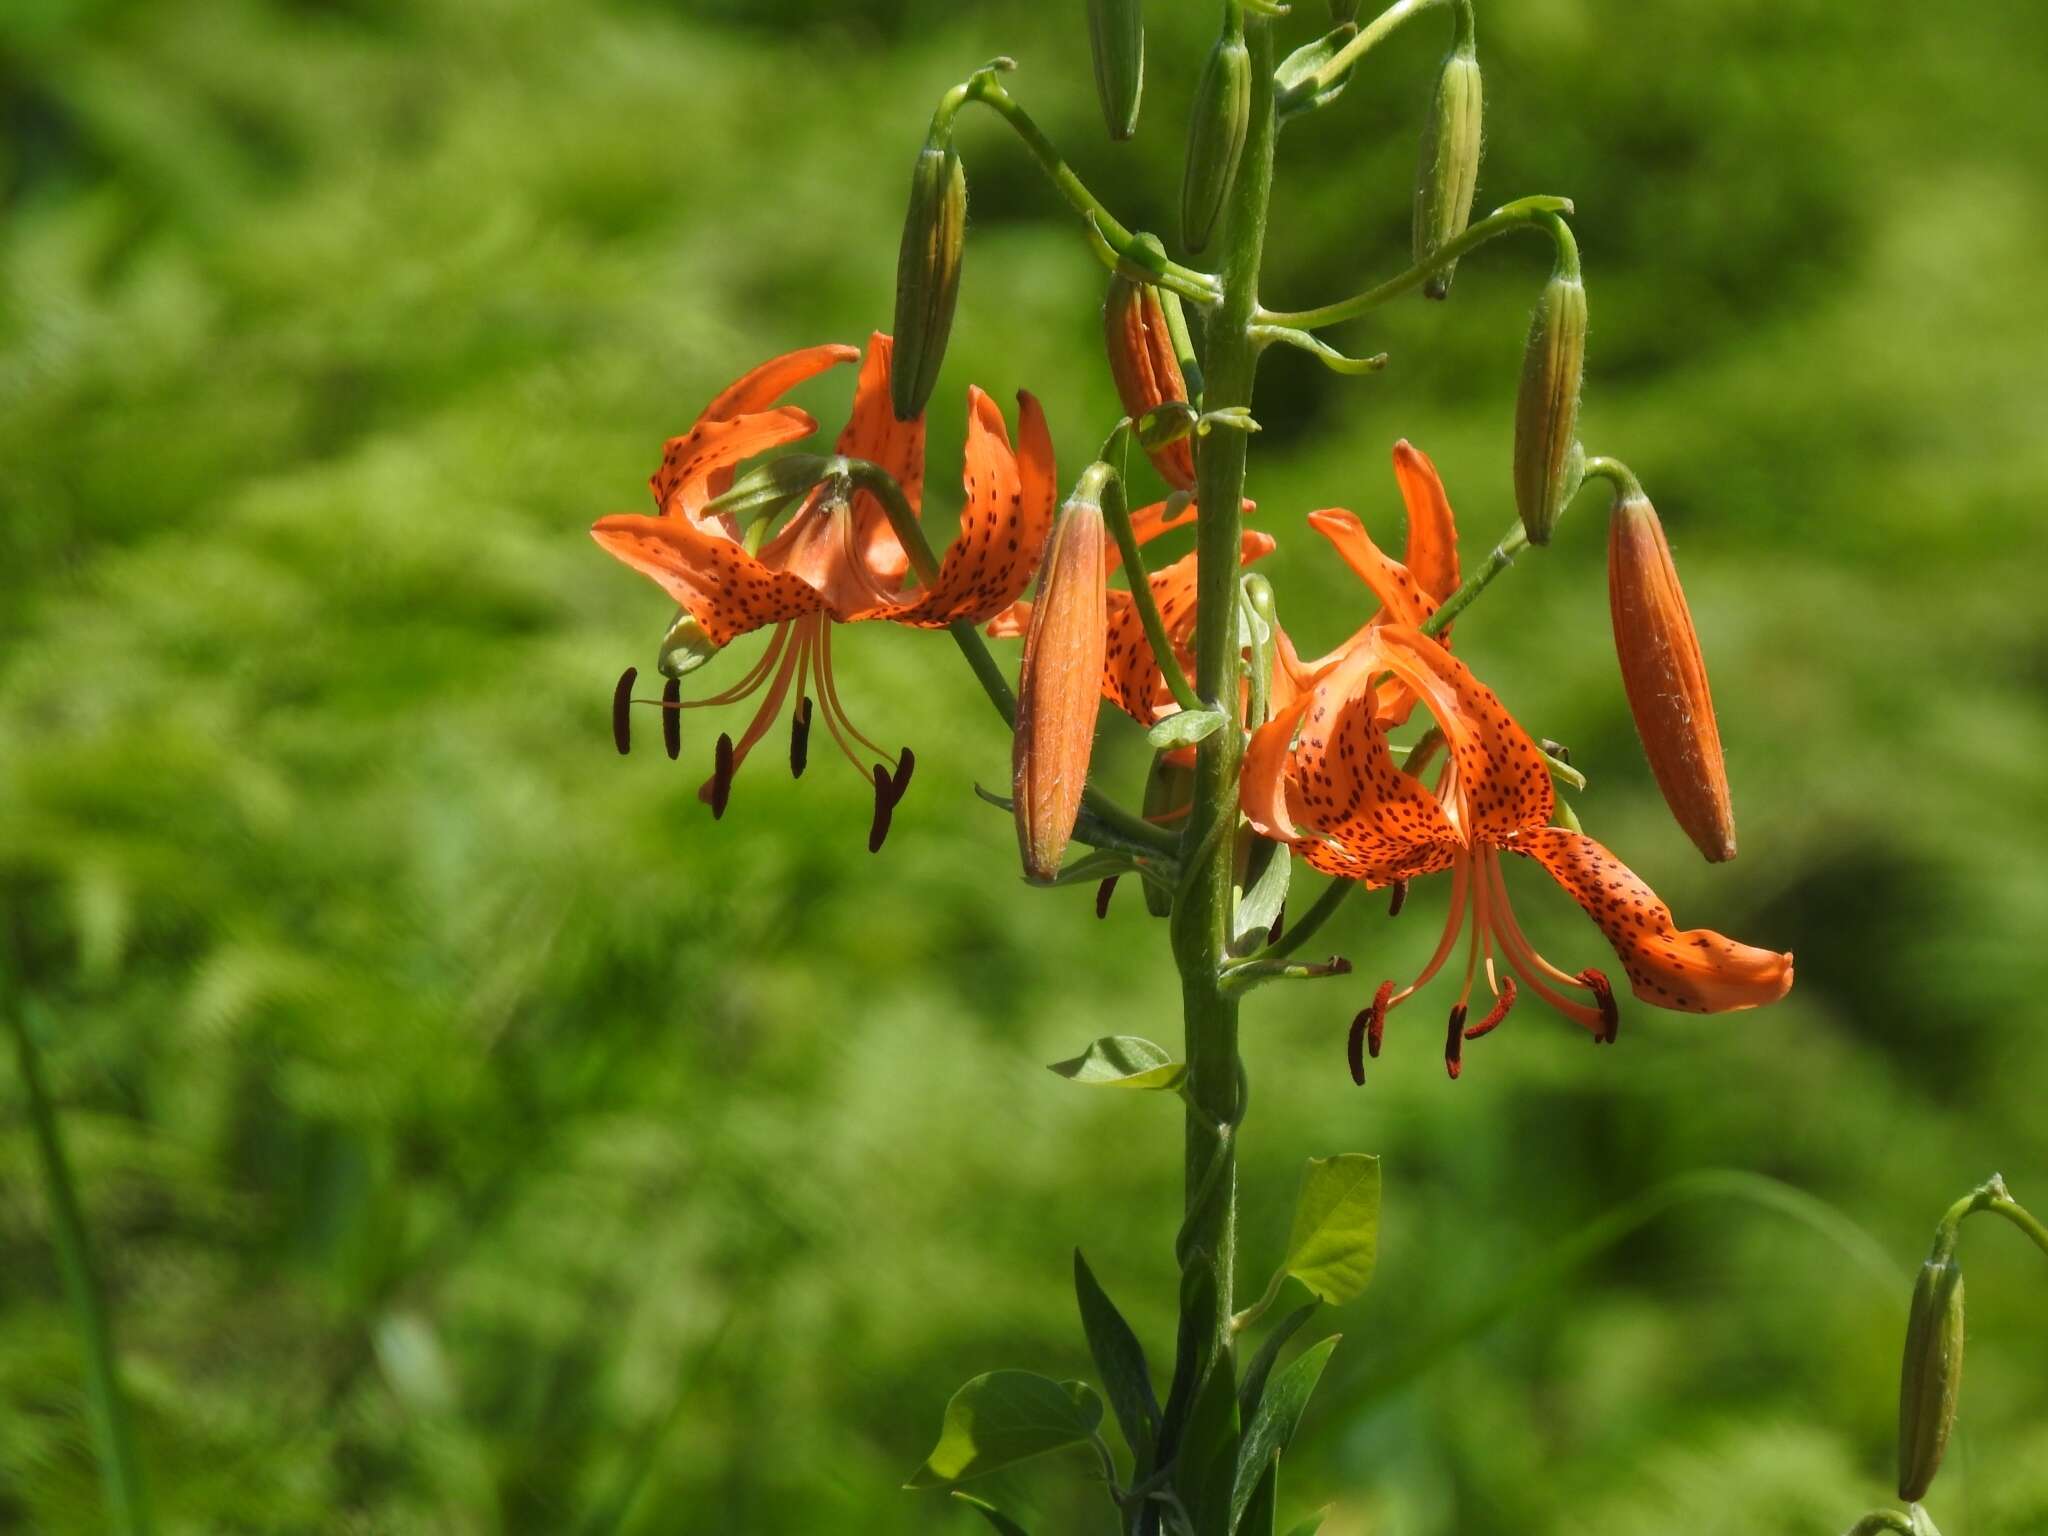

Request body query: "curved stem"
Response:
[1984, 1197, 2048, 1261]
[959, 77, 1221, 305]
[1250, 877, 1356, 964]
[1580, 454, 1645, 503]
[1301, 0, 1475, 101]
[1258, 196, 1572, 331]
[1421, 518, 1529, 637]
[4, 998, 154, 1536]
[1103, 475, 1204, 716]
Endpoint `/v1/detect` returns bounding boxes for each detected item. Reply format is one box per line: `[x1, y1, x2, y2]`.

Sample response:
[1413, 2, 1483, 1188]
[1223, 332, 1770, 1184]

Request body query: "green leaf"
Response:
[1275, 24, 1357, 121]
[1073, 1250, 1160, 1468]
[1229, 840, 1291, 958]
[1280, 1506, 1332, 1536]
[1283, 1154, 1381, 1306]
[1172, 1352, 1240, 1536]
[1228, 1338, 1339, 1534]
[1147, 708, 1228, 750]
[1048, 1036, 1186, 1092]
[950, 1492, 1031, 1536]
[905, 1371, 1106, 1489]
[1237, 1302, 1317, 1424]
[1238, 1461, 1278, 1536]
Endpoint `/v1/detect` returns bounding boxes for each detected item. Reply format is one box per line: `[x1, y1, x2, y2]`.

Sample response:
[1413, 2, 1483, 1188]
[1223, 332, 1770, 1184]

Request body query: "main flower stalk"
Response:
[1164, 4, 1277, 1450]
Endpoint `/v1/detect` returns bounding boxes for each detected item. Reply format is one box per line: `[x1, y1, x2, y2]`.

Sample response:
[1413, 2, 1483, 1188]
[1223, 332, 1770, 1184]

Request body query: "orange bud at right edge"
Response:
[1607, 486, 1737, 862]
[1104, 273, 1197, 491]
[1014, 466, 1113, 881]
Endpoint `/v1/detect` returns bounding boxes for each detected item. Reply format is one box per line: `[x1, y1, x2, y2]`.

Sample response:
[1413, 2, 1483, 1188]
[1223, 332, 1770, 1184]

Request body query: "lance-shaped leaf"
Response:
[905, 1372, 1105, 1488]
[1074, 1250, 1161, 1468]
[1237, 1302, 1318, 1424]
[951, 1492, 1032, 1536]
[1173, 1351, 1240, 1536]
[1281, 1506, 1333, 1536]
[1282, 1155, 1381, 1306]
[1228, 1338, 1339, 1534]
[1229, 840, 1291, 958]
[1049, 1036, 1186, 1092]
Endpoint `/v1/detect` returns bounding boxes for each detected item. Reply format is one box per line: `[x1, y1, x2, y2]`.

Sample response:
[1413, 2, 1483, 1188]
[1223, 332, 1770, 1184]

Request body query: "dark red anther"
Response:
[710, 732, 734, 819]
[1266, 903, 1286, 946]
[1366, 979, 1392, 1058]
[1463, 976, 1518, 1040]
[890, 746, 917, 804]
[868, 764, 895, 853]
[790, 696, 812, 779]
[1095, 877, 1118, 919]
[612, 667, 637, 756]
[1346, 1011, 1369, 1087]
[662, 677, 682, 760]
[1579, 967, 1619, 1043]
[1444, 1005, 1467, 1079]
[1387, 879, 1408, 918]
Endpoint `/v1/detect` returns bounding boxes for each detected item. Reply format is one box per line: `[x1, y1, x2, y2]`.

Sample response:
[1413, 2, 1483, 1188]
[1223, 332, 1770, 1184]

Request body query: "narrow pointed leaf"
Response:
[1228, 1338, 1339, 1534]
[1237, 1302, 1317, 1424]
[1283, 1155, 1381, 1306]
[1229, 841, 1291, 957]
[1049, 1036, 1186, 1091]
[1281, 1506, 1332, 1536]
[905, 1371, 1106, 1488]
[1173, 1352, 1240, 1536]
[1074, 1250, 1161, 1467]
[1147, 708, 1228, 750]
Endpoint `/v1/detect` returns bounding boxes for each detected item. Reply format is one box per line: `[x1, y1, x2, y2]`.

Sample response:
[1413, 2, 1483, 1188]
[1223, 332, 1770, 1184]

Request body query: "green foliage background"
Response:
[3, 0, 2045, 1531]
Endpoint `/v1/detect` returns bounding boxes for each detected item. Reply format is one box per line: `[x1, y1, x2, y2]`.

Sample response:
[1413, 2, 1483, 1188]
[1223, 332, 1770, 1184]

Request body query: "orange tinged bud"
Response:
[1013, 467, 1112, 881]
[1103, 273, 1197, 491]
[1607, 485, 1737, 863]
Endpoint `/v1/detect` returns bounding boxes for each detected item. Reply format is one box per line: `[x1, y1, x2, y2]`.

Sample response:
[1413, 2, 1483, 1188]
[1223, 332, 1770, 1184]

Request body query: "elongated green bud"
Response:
[891, 131, 967, 421]
[1413, 40, 1483, 300]
[1512, 222, 1587, 544]
[1897, 1251, 1965, 1502]
[1087, 0, 1144, 141]
[1180, 7, 1251, 254]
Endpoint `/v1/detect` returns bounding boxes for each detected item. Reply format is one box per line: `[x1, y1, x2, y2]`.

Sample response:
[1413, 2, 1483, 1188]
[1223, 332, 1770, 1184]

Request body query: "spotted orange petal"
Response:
[701, 343, 861, 428]
[590, 513, 825, 646]
[1508, 826, 1794, 1012]
[891, 389, 1056, 629]
[836, 333, 926, 588]
[1389, 439, 1460, 606]
[650, 408, 822, 528]
[1306, 509, 1442, 632]
[1102, 531, 1275, 722]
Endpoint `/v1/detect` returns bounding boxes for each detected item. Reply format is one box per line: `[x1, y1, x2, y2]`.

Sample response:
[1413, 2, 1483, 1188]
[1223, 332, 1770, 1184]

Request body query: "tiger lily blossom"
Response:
[590, 332, 1055, 839]
[1243, 623, 1793, 1077]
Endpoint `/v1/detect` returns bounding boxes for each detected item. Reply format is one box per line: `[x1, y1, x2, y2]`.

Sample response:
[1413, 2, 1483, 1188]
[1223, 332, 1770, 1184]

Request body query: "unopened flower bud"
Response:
[891, 133, 967, 422]
[1180, 9, 1251, 254]
[1141, 747, 1196, 916]
[1014, 466, 1113, 881]
[1897, 1251, 1965, 1502]
[1412, 40, 1482, 300]
[1104, 270, 1197, 491]
[1607, 484, 1736, 862]
[1512, 226, 1586, 545]
[1087, 0, 1144, 141]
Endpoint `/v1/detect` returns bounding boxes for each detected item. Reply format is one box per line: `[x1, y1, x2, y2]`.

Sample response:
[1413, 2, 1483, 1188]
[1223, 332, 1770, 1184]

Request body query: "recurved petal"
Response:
[837, 333, 927, 587]
[701, 343, 861, 425]
[1307, 508, 1442, 631]
[651, 408, 820, 525]
[1373, 626, 1553, 841]
[892, 387, 1055, 628]
[591, 513, 824, 646]
[1390, 439, 1460, 604]
[1509, 826, 1794, 1012]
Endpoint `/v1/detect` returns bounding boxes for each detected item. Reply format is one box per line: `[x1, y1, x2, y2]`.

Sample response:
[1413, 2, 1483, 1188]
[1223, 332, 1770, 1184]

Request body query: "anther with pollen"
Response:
[890, 747, 916, 803]
[1579, 967, 1620, 1043]
[1387, 879, 1408, 918]
[867, 765, 896, 853]
[612, 667, 637, 756]
[1348, 979, 1395, 1086]
[1444, 1006, 1467, 1080]
[709, 733, 735, 819]
[1463, 976, 1517, 1040]
[1095, 877, 1118, 919]
[789, 696, 813, 779]
[662, 678, 682, 760]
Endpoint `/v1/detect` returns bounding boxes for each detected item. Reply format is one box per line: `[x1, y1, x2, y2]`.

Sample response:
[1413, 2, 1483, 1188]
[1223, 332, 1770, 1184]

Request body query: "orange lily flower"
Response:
[1243, 624, 1792, 1076]
[591, 333, 1055, 837]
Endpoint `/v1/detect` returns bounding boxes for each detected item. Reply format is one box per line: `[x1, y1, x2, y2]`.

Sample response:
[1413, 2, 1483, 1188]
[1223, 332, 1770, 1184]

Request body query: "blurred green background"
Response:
[3, 0, 2045, 1531]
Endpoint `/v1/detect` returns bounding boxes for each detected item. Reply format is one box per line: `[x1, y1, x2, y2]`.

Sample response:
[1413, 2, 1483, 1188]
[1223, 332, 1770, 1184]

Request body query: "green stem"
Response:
[847, 457, 1178, 858]
[958, 77, 1221, 305]
[1299, 0, 1475, 101]
[1421, 518, 1529, 637]
[1248, 877, 1355, 964]
[1985, 1197, 2048, 1261]
[1580, 453, 1644, 503]
[1103, 474, 1204, 716]
[1258, 196, 1572, 331]
[1157, 7, 1279, 1502]
[4, 1001, 153, 1536]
